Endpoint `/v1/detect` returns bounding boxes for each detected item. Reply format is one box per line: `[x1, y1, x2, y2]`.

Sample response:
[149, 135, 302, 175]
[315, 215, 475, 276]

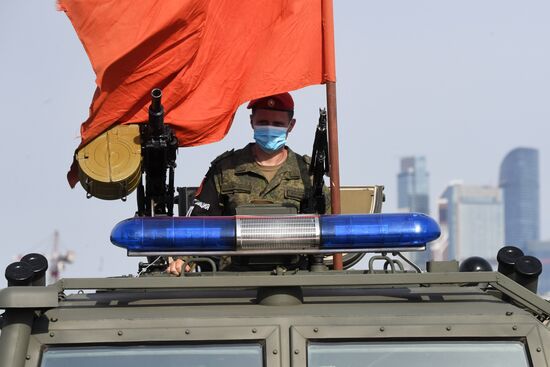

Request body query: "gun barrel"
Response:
[151, 88, 162, 112]
[149, 88, 164, 132]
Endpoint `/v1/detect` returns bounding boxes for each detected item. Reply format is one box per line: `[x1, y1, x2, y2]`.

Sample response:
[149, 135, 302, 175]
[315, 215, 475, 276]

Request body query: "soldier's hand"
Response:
[166, 258, 191, 276]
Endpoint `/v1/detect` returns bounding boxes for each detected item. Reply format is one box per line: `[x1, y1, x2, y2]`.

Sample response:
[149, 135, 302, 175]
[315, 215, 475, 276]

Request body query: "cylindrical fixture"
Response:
[111, 216, 235, 252]
[5, 262, 34, 287]
[149, 88, 164, 132]
[513, 255, 542, 294]
[0, 310, 34, 367]
[150, 88, 162, 110]
[236, 216, 320, 250]
[326, 82, 342, 270]
[320, 213, 440, 249]
[20, 253, 49, 286]
[497, 246, 524, 277]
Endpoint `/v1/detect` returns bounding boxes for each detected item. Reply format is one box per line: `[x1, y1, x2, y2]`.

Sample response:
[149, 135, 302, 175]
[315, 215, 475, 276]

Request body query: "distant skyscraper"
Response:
[498, 147, 539, 251]
[397, 156, 430, 214]
[397, 156, 430, 268]
[439, 183, 504, 263]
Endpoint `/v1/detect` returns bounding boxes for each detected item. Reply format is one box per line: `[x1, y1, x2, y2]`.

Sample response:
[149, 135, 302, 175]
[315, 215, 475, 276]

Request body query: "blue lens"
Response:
[320, 213, 440, 249]
[110, 217, 235, 251]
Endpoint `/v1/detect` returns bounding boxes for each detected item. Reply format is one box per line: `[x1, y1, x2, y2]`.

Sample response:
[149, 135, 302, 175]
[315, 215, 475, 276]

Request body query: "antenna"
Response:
[49, 230, 75, 282]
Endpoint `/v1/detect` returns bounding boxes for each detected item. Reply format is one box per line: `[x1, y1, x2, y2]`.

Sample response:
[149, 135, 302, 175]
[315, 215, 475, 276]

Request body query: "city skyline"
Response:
[398, 147, 544, 267]
[398, 146, 544, 241]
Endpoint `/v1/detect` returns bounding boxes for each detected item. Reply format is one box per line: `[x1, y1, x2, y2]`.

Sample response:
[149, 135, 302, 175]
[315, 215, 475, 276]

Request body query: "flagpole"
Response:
[326, 82, 343, 270]
[322, 0, 342, 270]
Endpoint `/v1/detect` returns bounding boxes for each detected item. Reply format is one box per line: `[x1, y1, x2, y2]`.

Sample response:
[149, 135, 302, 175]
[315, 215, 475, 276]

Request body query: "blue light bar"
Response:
[110, 213, 440, 254]
[320, 213, 440, 249]
[110, 217, 235, 252]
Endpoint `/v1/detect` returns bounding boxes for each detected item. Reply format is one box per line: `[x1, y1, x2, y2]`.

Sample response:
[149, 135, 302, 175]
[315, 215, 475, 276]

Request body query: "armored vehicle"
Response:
[1, 207, 549, 367]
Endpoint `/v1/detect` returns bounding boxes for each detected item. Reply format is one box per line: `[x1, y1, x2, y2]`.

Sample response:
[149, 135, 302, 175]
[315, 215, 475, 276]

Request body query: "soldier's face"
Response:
[250, 109, 296, 133]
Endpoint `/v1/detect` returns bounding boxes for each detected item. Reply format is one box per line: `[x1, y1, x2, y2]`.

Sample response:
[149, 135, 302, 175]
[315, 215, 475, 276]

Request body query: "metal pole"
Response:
[326, 82, 343, 270]
[321, 0, 342, 270]
[0, 309, 34, 367]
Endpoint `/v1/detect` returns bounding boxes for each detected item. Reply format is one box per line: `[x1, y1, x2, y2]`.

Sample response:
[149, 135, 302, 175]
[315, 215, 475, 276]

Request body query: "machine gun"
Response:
[136, 88, 179, 216]
[303, 109, 329, 214]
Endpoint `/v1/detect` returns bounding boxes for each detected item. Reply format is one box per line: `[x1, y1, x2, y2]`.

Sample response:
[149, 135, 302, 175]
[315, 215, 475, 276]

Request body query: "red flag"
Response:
[59, 0, 336, 150]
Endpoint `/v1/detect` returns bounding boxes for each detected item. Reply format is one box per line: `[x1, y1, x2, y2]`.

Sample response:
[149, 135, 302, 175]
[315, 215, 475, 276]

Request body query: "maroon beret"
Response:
[247, 92, 294, 112]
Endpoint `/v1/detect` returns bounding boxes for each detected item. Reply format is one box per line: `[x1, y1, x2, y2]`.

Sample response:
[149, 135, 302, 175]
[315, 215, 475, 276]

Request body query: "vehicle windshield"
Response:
[308, 341, 530, 367]
[40, 344, 263, 367]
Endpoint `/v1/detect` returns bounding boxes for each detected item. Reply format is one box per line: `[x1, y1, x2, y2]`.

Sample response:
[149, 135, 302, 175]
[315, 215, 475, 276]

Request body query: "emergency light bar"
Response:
[111, 213, 440, 256]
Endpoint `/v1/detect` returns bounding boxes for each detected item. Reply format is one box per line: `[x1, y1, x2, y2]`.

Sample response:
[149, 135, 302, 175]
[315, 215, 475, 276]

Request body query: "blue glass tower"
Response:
[397, 157, 430, 215]
[397, 156, 430, 268]
[498, 147, 540, 251]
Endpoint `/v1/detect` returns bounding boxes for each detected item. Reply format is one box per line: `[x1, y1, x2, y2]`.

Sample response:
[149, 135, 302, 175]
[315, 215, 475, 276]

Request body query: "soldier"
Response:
[167, 92, 329, 275]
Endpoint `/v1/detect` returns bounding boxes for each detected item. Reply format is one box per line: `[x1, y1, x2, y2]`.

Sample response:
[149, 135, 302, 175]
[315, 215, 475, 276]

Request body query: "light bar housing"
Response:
[111, 213, 440, 256]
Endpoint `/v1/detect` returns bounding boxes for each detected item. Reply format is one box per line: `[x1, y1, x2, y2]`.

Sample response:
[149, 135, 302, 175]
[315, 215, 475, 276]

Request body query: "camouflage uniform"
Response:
[190, 143, 330, 216]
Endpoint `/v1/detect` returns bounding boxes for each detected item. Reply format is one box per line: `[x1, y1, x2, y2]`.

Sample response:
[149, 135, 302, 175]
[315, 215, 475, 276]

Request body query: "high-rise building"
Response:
[397, 156, 430, 268]
[438, 182, 504, 263]
[430, 197, 450, 262]
[397, 156, 430, 214]
[498, 147, 540, 251]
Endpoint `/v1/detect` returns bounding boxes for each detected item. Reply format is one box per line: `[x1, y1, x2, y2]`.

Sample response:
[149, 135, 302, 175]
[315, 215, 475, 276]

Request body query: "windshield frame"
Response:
[39, 342, 266, 367]
[28, 325, 280, 367]
[290, 323, 543, 367]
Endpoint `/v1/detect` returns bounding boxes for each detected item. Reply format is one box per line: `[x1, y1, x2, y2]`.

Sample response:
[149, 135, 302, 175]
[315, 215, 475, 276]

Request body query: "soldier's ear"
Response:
[287, 119, 296, 133]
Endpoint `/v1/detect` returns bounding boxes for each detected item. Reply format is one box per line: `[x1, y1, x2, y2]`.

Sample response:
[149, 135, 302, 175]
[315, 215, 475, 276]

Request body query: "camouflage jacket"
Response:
[190, 143, 330, 216]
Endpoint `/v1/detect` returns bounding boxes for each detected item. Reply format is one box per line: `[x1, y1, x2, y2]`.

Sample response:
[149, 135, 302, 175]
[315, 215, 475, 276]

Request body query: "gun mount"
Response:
[136, 88, 179, 216]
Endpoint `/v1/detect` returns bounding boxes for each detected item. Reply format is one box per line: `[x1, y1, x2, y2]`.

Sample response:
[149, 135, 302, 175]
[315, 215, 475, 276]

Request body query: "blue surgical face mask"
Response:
[253, 126, 288, 153]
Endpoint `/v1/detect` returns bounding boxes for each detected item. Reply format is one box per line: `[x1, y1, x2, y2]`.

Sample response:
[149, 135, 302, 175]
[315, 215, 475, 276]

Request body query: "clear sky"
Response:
[0, 1, 548, 286]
